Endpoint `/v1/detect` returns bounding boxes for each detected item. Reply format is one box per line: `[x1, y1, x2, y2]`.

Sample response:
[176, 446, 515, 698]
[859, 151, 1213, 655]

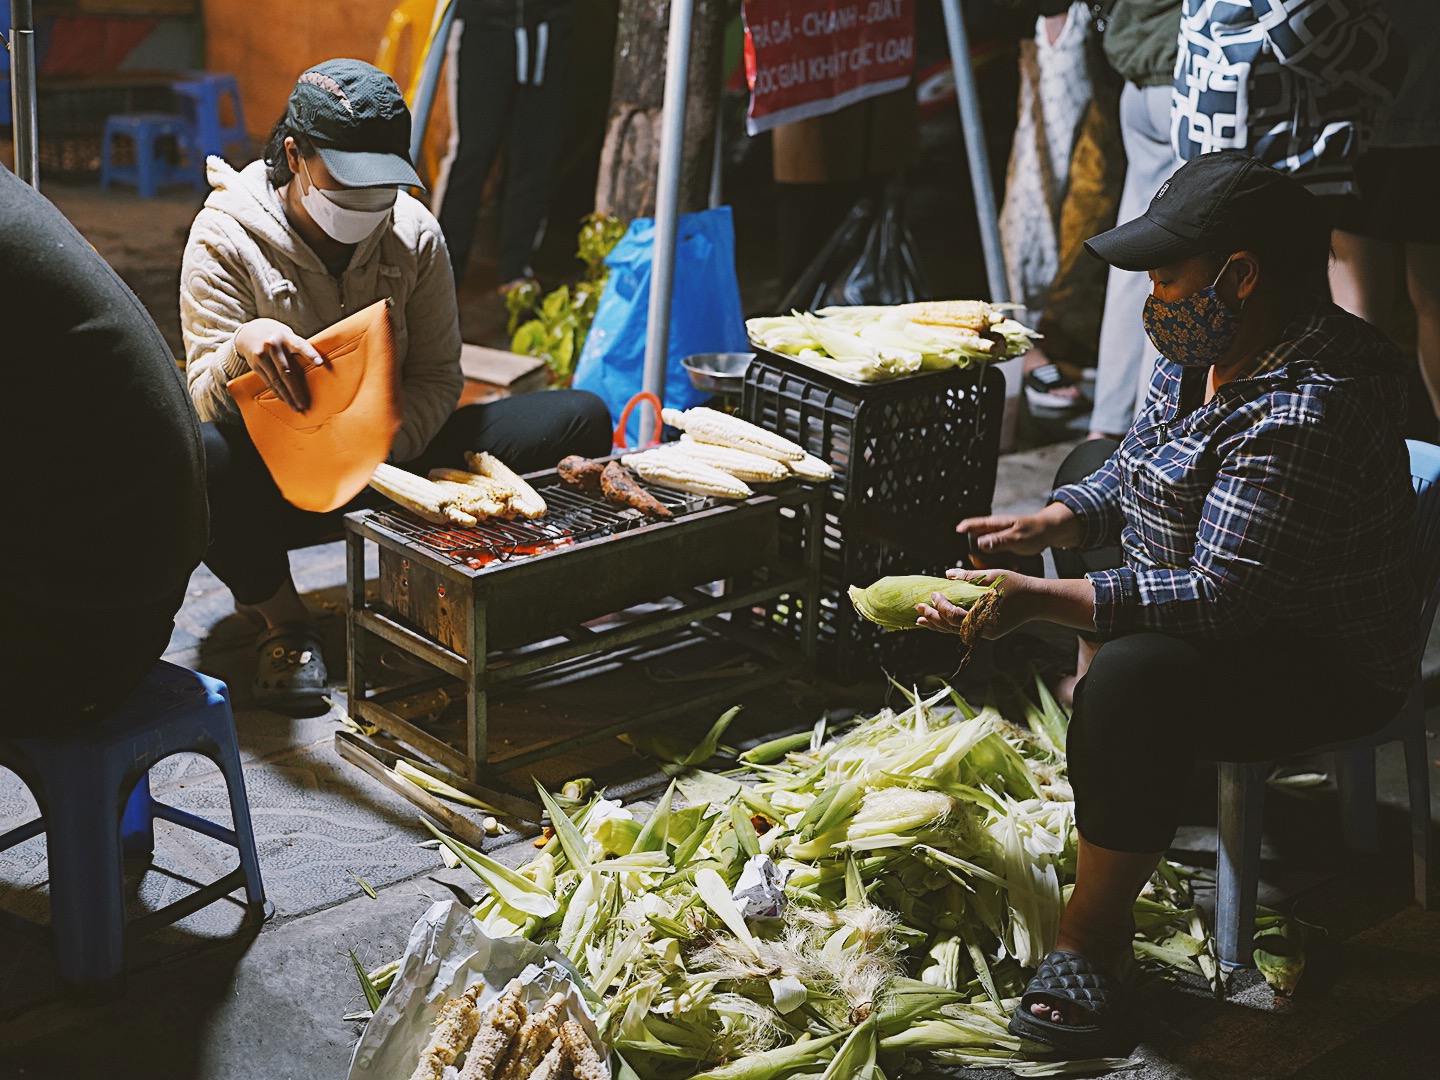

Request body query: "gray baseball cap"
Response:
[285, 58, 424, 189]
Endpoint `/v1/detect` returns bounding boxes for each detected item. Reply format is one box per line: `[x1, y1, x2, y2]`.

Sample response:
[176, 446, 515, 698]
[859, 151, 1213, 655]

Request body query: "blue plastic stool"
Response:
[0, 661, 267, 998]
[171, 72, 247, 163]
[98, 113, 205, 198]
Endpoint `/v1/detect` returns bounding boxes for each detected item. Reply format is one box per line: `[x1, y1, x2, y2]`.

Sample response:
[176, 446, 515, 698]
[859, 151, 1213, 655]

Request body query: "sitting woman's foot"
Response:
[1025, 362, 1088, 418]
[1009, 948, 1138, 1053]
[253, 622, 330, 715]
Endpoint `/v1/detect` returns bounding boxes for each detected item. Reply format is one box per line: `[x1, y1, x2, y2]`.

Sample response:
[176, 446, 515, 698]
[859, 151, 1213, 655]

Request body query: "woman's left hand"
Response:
[915, 568, 1041, 640]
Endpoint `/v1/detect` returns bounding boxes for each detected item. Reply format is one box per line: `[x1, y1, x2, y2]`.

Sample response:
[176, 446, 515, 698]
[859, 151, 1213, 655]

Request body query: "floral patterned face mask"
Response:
[1142, 256, 1242, 368]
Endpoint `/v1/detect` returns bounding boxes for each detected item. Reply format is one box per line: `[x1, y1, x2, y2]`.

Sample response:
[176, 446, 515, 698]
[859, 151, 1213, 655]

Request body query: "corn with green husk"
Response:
[848, 575, 1002, 644]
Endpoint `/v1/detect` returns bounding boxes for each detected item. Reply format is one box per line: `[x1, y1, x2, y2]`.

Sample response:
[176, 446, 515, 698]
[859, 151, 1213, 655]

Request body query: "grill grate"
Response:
[367, 477, 715, 568]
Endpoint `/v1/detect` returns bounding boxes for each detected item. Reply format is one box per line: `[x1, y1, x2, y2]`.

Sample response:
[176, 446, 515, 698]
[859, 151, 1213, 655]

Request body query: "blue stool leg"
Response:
[99, 121, 116, 190]
[44, 751, 129, 997]
[135, 128, 158, 199]
[1336, 746, 1379, 854]
[201, 686, 266, 908]
[1216, 761, 1266, 970]
[120, 770, 156, 859]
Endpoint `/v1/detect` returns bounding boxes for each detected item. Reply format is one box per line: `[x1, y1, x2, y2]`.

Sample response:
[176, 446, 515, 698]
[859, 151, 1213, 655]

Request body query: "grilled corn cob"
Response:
[429, 467, 516, 499]
[527, 1044, 570, 1080]
[896, 300, 995, 331]
[786, 452, 834, 481]
[661, 407, 805, 462]
[370, 463, 478, 526]
[434, 480, 510, 520]
[409, 985, 483, 1080]
[621, 449, 754, 499]
[675, 436, 790, 482]
[495, 992, 565, 1080]
[457, 981, 527, 1080]
[558, 1020, 604, 1080]
[466, 451, 548, 519]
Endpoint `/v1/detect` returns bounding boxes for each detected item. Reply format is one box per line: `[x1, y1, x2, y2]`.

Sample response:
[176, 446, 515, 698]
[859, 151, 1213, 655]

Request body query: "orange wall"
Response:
[203, 0, 406, 141]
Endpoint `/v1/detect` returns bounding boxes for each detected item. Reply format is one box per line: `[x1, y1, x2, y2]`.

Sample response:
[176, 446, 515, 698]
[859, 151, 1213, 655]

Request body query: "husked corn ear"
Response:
[896, 300, 995, 331]
[408, 985, 483, 1080]
[495, 993, 565, 1080]
[457, 981, 527, 1080]
[370, 464, 478, 526]
[434, 480, 509, 520]
[786, 452, 834, 481]
[558, 1020, 605, 1080]
[661, 406, 805, 462]
[621, 450, 753, 499]
[527, 1044, 569, 1080]
[675, 436, 789, 482]
[428, 467, 516, 500]
[467, 451, 548, 519]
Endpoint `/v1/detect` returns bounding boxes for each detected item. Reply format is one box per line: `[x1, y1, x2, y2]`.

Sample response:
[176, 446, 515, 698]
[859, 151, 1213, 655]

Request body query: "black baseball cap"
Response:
[285, 59, 424, 189]
[1085, 151, 1322, 272]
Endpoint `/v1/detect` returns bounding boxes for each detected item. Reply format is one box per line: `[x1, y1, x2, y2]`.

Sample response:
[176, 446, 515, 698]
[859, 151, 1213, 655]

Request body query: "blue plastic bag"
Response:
[573, 206, 749, 446]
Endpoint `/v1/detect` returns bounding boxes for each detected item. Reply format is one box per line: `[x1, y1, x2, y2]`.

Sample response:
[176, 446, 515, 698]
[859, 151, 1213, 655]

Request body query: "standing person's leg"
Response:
[1405, 242, 1440, 420]
[1089, 83, 1177, 439]
[436, 13, 519, 286]
[496, 16, 573, 284]
[402, 389, 613, 475]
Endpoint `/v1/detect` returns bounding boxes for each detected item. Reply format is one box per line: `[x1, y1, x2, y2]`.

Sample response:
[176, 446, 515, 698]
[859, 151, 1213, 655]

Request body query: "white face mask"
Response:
[297, 157, 396, 244]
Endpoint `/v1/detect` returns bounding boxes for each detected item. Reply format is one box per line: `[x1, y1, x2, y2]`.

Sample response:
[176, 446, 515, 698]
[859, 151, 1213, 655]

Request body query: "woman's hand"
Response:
[957, 501, 1082, 557]
[233, 318, 324, 412]
[915, 567, 1098, 639]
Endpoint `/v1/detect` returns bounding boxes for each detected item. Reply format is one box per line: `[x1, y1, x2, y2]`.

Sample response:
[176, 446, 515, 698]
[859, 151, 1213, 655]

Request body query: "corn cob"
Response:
[408, 985, 483, 1080]
[466, 451, 548, 519]
[621, 449, 754, 499]
[434, 480, 510, 520]
[896, 300, 995, 331]
[527, 1044, 571, 1080]
[558, 1020, 605, 1080]
[675, 436, 790, 482]
[457, 981, 527, 1080]
[495, 992, 565, 1080]
[370, 463, 478, 526]
[661, 407, 805, 462]
[428, 467, 516, 499]
[785, 452, 834, 481]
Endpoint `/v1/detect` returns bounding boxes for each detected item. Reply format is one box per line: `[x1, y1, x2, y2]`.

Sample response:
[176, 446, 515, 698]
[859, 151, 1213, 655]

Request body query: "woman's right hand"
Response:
[233, 318, 324, 412]
[957, 501, 1082, 557]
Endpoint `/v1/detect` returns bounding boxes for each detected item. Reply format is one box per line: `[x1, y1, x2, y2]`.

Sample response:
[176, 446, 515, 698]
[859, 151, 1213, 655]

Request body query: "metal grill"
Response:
[366, 478, 715, 569]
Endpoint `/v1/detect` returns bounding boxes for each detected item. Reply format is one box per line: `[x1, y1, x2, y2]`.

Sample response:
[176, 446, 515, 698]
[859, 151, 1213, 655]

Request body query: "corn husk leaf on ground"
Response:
[364, 685, 1220, 1078]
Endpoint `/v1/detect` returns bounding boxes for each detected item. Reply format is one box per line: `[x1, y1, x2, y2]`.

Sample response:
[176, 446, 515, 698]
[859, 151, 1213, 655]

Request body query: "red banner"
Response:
[742, 0, 915, 135]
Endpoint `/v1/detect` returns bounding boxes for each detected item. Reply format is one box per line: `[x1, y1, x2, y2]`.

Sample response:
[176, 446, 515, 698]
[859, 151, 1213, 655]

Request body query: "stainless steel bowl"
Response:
[682, 351, 755, 397]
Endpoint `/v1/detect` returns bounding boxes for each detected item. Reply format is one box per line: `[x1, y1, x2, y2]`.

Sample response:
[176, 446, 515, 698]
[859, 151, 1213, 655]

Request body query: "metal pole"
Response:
[9, 0, 39, 187]
[642, 0, 694, 404]
[408, 0, 458, 166]
[708, 69, 723, 209]
[939, 0, 1008, 304]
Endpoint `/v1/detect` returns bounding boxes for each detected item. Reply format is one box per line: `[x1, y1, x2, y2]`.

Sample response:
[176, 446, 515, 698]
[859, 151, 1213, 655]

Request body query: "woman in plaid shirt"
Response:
[919, 151, 1420, 1053]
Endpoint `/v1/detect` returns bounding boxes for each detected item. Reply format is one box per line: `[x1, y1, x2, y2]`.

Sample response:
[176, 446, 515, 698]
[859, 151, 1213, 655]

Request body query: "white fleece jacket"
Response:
[180, 158, 462, 463]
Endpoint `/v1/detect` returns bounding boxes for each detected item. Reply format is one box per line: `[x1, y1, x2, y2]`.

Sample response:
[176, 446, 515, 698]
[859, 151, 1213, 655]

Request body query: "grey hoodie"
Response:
[181, 158, 463, 462]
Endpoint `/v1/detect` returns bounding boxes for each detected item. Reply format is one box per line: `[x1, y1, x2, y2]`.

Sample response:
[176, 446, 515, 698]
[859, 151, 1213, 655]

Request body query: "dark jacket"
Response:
[1103, 0, 1182, 87]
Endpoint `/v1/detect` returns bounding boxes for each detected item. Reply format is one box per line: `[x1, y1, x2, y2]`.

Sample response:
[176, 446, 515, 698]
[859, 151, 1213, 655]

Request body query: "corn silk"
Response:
[364, 683, 1218, 1077]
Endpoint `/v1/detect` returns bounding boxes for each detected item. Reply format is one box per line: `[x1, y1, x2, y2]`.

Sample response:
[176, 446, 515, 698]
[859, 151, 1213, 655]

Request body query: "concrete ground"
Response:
[0, 185, 1437, 1079]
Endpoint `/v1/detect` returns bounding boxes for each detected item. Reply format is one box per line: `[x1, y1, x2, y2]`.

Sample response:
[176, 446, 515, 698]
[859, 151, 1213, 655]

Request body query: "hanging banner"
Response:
[742, 0, 915, 136]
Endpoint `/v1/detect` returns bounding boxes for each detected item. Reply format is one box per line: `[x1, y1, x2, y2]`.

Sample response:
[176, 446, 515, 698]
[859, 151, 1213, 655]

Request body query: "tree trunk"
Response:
[594, 0, 726, 222]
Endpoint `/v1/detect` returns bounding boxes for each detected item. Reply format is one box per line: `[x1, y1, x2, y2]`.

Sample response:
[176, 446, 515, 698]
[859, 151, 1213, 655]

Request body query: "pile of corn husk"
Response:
[359, 682, 1222, 1078]
[746, 303, 1038, 383]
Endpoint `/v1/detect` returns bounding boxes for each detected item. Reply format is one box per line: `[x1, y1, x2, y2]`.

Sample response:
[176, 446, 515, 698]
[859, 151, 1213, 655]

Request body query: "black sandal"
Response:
[1024, 363, 1087, 417]
[1007, 949, 1137, 1055]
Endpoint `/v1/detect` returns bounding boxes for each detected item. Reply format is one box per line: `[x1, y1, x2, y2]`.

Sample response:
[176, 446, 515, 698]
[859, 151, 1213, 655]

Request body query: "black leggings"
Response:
[1048, 442, 1404, 852]
[202, 390, 612, 605]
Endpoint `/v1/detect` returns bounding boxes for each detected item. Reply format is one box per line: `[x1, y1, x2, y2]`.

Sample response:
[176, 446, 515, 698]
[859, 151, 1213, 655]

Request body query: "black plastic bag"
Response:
[781, 183, 931, 311]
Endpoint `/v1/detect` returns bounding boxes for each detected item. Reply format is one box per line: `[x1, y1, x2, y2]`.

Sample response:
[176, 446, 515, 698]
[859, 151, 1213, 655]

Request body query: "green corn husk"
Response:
[848, 576, 995, 632]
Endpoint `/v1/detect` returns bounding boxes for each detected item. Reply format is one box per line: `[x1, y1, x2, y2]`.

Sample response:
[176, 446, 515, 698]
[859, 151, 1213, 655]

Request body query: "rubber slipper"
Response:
[1025, 363, 1087, 417]
[253, 623, 329, 715]
[1007, 949, 1137, 1056]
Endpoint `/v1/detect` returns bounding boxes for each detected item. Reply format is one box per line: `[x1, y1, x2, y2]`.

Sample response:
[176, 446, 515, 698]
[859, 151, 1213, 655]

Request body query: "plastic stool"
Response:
[171, 72, 248, 163]
[99, 113, 205, 198]
[0, 661, 267, 998]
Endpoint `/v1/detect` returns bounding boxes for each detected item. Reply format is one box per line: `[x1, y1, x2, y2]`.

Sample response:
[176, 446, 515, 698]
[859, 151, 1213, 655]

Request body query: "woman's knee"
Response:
[1073, 633, 1202, 743]
[560, 389, 615, 458]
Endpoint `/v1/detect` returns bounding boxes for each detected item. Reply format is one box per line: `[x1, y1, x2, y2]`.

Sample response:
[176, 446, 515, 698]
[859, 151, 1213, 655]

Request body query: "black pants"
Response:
[1048, 442, 1404, 852]
[202, 390, 612, 605]
[437, 8, 572, 284]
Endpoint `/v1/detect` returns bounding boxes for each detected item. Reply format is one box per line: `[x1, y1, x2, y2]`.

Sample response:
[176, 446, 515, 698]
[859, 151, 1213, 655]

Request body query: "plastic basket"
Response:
[741, 349, 1005, 678]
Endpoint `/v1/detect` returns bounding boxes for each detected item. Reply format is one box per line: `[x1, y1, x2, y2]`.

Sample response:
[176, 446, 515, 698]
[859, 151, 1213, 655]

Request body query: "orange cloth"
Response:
[228, 299, 401, 512]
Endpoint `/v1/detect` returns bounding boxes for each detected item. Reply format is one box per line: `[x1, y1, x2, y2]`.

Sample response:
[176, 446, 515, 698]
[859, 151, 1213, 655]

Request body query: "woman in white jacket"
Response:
[181, 60, 610, 711]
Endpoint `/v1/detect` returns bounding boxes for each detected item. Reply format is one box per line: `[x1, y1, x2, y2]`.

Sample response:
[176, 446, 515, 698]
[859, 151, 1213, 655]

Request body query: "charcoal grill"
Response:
[344, 464, 822, 777]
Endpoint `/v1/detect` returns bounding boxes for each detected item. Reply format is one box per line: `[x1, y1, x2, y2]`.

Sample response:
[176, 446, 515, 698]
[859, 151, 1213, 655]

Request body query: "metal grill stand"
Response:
[344, 471, 822, 776]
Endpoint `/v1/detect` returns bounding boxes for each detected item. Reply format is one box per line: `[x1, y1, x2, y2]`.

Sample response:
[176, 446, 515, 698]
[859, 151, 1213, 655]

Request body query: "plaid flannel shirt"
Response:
[1052, 299, 1420, 695]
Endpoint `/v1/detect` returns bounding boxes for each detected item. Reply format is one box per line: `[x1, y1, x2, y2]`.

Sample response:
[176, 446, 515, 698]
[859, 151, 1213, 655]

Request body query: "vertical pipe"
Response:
[708, 71, 724, 209]
[408, 0, 458, 166]
[939, 0, 1008, 304]
[10, 0, 39, 187]
[642, 0, 695, 404]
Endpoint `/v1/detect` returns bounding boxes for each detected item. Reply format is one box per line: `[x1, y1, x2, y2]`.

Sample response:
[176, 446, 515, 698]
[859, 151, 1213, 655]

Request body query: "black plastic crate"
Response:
[741, 349, 1006, 678]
